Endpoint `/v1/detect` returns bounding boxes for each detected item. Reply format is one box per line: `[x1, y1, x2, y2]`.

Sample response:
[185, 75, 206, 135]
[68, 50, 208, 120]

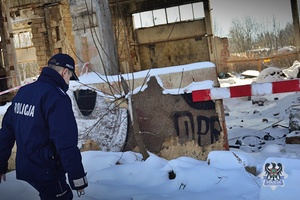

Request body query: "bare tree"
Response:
[228, 16, 259, 53]
[228, 15, 295, 54]
[278, 22, 295, 47]
[254, 16, 281, 51]
[79, 0, 150, 160]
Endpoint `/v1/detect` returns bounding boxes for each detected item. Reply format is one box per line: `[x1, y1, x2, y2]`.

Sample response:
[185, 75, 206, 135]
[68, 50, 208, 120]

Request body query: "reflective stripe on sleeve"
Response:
[73, 176, 88, 187]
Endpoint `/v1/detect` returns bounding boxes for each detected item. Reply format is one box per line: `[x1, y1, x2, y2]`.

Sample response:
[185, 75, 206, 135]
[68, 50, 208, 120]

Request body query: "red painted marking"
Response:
[192, 89, 211, 101]
[272, 79, 300, 93]
[230, 85, 251, 98]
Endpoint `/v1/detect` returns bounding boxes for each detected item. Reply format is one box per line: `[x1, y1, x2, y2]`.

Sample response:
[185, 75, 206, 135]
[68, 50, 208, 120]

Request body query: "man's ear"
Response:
[62, 68, 68, 76]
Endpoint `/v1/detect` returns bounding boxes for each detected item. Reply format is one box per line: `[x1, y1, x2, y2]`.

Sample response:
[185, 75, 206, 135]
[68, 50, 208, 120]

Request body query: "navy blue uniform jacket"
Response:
[0, 67, 86, 190]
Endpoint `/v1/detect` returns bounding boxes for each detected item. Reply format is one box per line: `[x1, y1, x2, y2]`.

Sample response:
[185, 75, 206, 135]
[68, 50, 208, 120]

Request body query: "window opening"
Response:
[132, 2, 205, 29]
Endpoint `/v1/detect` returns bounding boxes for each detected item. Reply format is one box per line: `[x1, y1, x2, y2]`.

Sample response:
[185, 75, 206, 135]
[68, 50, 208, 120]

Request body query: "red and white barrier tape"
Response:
[192, 79, 300, 102]
[0, 85, 22, 96]
[0, 81, 33, 96]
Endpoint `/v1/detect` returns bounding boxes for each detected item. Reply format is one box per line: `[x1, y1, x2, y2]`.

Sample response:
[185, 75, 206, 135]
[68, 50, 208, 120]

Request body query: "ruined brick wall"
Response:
[42, 2, 75, 62]
[213, 37, 230, 73]
[109, 6, 142, 73]
[0, 0, 18, 99]
[31, 8, 48, 70]
[10, 0, 75, 70]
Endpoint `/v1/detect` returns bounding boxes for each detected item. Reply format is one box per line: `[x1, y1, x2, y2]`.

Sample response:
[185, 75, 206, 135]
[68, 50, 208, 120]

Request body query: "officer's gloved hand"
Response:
[77, 189, 85, 197]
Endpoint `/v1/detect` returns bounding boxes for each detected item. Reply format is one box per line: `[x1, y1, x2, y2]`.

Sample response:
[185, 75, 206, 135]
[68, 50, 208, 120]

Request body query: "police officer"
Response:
[0, 53, 88, 199]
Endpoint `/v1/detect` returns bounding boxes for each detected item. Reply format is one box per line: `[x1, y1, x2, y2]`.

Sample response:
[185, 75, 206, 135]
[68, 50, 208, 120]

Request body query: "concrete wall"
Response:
[73, 62, 229, 161]
[136, 20, 209, 69]
[125, 77, 226, 160]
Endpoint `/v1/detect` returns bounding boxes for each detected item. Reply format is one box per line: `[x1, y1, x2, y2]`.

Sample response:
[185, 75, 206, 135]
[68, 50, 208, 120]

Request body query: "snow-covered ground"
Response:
[1, 62, 300, 200]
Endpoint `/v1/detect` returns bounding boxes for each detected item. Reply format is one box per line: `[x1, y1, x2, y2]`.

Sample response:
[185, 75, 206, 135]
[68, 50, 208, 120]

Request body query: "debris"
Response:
[263, 132, 275, 140]
[253, 110, 260, 114]
[258, 101, 264, 106]
[168, 170, 176, 180]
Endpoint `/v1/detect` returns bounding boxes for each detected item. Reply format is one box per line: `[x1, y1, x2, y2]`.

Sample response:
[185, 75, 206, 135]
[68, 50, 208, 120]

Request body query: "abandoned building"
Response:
[1, 0, 298, 163]
[0, 0, 230, 101]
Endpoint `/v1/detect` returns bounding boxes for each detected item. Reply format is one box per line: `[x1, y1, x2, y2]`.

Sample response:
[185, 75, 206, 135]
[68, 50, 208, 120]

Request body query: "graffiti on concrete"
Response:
[173, 111, 221, 146]
[196, 115, 220, 145]
[174, 111, 195, 140]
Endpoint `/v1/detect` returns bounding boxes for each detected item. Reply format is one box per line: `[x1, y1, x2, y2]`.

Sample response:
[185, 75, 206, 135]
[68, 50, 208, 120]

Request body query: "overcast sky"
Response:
[210, 0, 296, 37]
